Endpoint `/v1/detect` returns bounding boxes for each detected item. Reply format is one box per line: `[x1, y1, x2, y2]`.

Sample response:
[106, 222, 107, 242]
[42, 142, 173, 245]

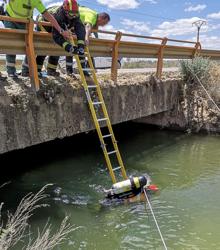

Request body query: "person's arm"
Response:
[42, 11, 70, 39]
[85, 23, 92, 45]
[52, 23, 78, 54]
[35, 1, 69, 39]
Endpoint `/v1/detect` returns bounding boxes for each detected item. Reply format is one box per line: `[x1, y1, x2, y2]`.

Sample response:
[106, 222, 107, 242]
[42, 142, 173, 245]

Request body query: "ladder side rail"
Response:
[74, 53, 117, 183]
[86, 48, 128, 180]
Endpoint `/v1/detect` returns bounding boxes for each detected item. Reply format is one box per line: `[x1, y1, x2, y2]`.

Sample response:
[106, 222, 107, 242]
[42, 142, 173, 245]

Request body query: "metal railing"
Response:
[1, 15, 220, 91]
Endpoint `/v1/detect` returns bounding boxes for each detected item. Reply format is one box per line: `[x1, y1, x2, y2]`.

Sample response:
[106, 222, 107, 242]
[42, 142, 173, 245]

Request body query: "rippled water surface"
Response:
[1, 125, 220, 249]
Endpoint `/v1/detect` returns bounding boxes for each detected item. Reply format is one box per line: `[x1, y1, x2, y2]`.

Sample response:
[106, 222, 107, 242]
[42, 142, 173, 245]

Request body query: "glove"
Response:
[65, 44, 79, 55]
[77, 47, 85, 55]
[70, 46, 79, 55]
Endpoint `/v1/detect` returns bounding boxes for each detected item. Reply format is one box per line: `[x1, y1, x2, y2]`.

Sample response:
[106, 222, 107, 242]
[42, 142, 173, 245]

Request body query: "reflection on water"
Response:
[0, 124, 220, 249]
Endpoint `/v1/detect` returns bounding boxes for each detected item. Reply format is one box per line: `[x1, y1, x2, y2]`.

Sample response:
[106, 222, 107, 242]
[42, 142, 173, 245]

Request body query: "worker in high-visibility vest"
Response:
[65, 6, 110, 75]
[79, 6, 110, 46]
[4, 0, 70, 78]
[44, 6, 110, 77]
[33, 0, 86, 77]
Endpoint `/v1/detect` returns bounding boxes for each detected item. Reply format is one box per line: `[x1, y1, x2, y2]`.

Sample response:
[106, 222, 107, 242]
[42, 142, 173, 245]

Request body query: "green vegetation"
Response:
[180, 57, 211, 83]
[180, 57, 220, 101]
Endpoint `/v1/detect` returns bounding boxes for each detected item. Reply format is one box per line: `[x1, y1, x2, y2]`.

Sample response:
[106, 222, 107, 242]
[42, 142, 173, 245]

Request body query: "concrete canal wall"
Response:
[0, 74, 182, 154]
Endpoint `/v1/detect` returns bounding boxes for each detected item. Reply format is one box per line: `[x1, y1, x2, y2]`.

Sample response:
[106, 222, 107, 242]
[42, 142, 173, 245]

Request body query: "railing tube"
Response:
[111, 31, 122, 82]
[156, 37, 168, 79]
[25, 19, 40, 91]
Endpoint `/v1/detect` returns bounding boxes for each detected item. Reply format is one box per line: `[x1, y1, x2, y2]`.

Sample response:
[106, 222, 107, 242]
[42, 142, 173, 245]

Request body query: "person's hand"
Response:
[61, 30, 71, 40]
[85, 37, 90, 46]
[70, 46, 79, 55]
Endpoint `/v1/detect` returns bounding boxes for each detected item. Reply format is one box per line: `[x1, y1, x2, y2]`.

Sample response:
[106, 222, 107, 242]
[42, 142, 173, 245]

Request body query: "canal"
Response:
[0, 123, 220, 249]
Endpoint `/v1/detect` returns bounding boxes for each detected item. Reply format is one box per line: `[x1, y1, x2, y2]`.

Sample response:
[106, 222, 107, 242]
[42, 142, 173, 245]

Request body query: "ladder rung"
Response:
[88, 85, 97, 89]
[107, 150, 117, 155]
[82, 68, 94, 72]
[98, 118, 108, 122]
[102, 134, 112, 138]
[92, 102, 103, 105]
[113, 166, 121, 171]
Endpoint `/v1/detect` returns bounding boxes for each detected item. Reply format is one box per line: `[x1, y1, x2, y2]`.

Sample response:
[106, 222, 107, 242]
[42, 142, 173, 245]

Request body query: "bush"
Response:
[180, 57, 220, 102]
[179, 57, 211, 83]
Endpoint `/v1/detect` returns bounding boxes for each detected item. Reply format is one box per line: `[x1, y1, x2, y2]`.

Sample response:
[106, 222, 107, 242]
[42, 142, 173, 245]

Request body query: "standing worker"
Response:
[4, 0, 70, 78]
[79, 6, 110, 46]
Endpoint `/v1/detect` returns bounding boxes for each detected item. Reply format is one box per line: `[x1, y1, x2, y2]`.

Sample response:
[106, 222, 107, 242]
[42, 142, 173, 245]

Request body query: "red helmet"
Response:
[63, 0, 78, 13]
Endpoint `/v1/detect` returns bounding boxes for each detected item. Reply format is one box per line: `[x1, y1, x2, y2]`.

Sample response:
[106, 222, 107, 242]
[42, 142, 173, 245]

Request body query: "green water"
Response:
[1, 124, 220, 250]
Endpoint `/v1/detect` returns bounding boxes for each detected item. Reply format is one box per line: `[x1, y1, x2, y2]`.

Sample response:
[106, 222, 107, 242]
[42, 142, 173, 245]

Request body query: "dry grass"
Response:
[0, 184, 75, 250]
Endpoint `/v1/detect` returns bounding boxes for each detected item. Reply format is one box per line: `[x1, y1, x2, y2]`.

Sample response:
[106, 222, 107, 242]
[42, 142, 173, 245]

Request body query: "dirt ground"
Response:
[0, 69, 181, 95]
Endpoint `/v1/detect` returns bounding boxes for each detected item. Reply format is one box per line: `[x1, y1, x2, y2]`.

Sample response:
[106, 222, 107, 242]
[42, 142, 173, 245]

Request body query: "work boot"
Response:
[47, 69, 60, 77]
[8, 72, 18, 78]
[67, 72, 77, 80]
[83, 70, 91, 78]
[21, 71, 29, 77]
[77, 46, 90, 78]
[67, 69, 73, 75]
[0, 72, 7, 80]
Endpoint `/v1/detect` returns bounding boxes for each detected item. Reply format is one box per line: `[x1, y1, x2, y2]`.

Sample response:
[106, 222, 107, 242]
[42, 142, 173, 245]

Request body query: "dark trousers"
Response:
[4, 20, 25, 74]
[36, 55, 46, 72]
[47, 44, 86, 74]
[65, 56, 96, 74]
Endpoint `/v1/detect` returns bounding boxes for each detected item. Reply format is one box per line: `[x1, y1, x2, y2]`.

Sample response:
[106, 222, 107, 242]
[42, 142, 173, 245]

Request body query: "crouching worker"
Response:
[34, 0, 88, 77]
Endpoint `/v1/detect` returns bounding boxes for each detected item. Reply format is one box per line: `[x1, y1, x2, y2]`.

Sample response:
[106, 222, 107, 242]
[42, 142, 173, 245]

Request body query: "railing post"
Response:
[193, 42, 202, 58]
[156, 37, 167, 79]
[111, 31, 122, 83]
[25, 19, 40, 91]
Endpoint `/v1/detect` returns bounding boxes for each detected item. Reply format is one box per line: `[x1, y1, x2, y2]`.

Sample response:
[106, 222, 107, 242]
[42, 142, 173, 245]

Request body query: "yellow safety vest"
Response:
[6, 0, 46, 19]
[79, 6, 98, 27]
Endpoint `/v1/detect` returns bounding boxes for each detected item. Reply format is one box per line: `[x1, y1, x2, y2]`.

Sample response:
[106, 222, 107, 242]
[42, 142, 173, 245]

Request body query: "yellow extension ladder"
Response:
[74, 46, 127, 184]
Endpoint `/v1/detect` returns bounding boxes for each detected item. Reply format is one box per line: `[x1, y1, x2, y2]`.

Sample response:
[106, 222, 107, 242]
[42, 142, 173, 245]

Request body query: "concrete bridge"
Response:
[0, 74, 182, 154]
